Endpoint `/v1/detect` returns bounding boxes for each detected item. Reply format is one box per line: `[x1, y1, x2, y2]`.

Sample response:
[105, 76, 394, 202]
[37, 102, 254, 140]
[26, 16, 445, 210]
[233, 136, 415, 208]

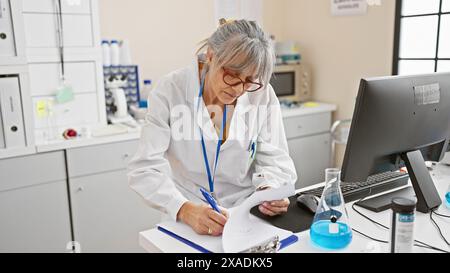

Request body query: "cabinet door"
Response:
[288, 133, 331, 189]
[69, 170, 163, 253]
[0, 181, 72, 253]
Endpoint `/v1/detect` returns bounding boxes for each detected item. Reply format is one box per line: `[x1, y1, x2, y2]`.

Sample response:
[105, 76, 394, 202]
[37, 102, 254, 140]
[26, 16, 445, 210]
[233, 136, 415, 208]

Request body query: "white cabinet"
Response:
[66, 140, 162, 253]
[287, 133, 331, 188]
[282, 106, 335, 189]
[0, 151, 72, 253]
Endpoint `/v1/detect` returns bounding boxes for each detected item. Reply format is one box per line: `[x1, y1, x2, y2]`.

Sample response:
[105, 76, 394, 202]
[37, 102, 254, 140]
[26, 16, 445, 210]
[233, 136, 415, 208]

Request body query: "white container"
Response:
[120, 40, 132, 66]
[110, 40, 120, 66]
[140, 80, 152, 103]
[101, 40, 111, 66]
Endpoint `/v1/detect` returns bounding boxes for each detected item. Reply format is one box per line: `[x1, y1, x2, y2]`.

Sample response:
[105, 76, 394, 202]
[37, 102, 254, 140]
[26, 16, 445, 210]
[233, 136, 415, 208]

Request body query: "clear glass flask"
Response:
[445, 183, 450, 209]
[310, 168, 353, 250]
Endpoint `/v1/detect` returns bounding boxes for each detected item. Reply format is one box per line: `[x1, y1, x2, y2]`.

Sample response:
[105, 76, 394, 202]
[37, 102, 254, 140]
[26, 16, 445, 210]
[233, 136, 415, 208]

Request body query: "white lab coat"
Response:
[127, 58, 297, 221]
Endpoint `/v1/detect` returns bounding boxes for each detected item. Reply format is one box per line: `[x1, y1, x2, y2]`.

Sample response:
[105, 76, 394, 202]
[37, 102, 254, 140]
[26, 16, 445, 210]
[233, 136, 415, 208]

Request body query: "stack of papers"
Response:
[158, 183, 296, 253]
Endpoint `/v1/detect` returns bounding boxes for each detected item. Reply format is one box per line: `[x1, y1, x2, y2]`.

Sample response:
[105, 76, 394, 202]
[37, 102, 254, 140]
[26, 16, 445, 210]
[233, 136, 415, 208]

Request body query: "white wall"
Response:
[265, 0, 397, 120]
[99, 0, 397, 165]
[263, 0, 397, 166]
[99, 0, 216, 83]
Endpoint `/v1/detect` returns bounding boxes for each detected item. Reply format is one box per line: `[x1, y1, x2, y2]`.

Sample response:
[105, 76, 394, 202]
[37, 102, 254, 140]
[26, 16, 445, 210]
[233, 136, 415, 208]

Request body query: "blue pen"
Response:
[200, 188, 221, 213]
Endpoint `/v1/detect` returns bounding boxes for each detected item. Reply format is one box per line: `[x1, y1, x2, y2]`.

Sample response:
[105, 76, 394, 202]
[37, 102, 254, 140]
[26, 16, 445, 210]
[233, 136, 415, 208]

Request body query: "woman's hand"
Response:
[258, 198, 290, 216]
[256, 185, 290, 216]
[177, 202, 229, 236]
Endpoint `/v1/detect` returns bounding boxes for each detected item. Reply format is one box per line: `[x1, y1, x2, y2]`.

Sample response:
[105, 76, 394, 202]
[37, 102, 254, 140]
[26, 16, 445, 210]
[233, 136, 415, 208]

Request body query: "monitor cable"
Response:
[430, 209, 450, 247]
[350, 189, 449, 253]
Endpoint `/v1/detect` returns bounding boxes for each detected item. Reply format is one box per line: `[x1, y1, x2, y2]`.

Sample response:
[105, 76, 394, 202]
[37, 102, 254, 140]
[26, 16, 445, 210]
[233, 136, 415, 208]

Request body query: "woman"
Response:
[127, 19, 297, 236]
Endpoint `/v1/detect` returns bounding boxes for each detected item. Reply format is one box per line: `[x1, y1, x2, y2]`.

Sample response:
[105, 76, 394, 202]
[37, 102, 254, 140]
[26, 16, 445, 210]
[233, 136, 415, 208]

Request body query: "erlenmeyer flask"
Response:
[310, 168, 352, 249]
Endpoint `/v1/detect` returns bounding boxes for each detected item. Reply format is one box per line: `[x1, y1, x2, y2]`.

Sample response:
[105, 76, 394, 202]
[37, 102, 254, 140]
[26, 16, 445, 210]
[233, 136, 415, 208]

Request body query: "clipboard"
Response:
[157, 225, 298, 253]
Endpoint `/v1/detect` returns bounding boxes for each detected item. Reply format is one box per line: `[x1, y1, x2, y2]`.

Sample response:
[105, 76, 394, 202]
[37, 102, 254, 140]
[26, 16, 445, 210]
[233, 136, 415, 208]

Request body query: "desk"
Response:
[139, 163, 450, 253]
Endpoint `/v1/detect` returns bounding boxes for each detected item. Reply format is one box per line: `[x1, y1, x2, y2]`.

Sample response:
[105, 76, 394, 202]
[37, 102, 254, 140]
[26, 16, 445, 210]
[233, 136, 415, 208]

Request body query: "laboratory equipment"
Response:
[110, 40, 120, 66]
[140, 79, 152, 104]
[274, 41, 301, 65]
[271, 64, 311, 102]
[103, 65, 140, 116]
[341, 73, 450, 213]
[310, 168, 353, 250]
[105, 75, 137, 127]
[0, 76, 25, 149]
[120, 40, 132, 65]
[101, 40, 111, 66]
[389, 198, 416, 253]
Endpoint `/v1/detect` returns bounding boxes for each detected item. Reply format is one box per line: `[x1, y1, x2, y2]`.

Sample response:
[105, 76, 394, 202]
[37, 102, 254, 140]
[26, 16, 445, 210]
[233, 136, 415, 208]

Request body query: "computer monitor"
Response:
[341, 72, 450, 213]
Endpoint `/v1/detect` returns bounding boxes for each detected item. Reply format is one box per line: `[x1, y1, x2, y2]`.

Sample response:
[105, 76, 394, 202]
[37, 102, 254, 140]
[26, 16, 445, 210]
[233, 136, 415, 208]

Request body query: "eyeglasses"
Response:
[222, 68, 264, 92]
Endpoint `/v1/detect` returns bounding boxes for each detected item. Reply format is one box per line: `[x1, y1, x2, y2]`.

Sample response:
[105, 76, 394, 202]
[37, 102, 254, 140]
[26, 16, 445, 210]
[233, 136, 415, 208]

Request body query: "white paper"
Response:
[158, 183, 295, 253]
[222, 183, 295, 253]
[331, 0, 368, 16]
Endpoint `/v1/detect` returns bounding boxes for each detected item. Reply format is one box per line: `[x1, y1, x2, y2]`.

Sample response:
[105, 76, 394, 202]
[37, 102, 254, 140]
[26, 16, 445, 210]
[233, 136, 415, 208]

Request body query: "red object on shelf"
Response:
[63, 129, 78, 139]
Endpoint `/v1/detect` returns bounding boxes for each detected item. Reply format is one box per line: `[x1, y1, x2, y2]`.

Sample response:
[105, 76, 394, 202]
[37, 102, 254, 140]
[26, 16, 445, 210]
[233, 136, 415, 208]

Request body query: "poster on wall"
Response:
[331, 0, 368, 16]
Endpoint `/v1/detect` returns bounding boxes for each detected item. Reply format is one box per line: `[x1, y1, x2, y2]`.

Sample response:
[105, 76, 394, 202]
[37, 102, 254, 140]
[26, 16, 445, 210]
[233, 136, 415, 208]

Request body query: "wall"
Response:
[99, 0, 398, 166]
[267, 0, 397, 120]
[98, 0, 216, 83]
[264, 0, 397, 166]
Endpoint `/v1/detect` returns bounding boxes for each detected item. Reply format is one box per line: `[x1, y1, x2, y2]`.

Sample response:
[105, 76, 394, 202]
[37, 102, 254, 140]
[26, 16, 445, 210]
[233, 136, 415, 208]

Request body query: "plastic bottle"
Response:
[110, 40, 120, 66]
[140, 80, 152, 106]
[101, 40, 111, 67]
[120, 39, 132, 66]
[389, 198, 416, 253]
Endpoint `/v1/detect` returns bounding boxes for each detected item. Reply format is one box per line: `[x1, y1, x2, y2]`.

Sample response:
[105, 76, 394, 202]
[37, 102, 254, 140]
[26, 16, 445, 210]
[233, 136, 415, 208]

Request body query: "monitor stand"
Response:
[356, 186, 416, 213]
[402, 150, 442, 213]
[356, 150, 442, 213]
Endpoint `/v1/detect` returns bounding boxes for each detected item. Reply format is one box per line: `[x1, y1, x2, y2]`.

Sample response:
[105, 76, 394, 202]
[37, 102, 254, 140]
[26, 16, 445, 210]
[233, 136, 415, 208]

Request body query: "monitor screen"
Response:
[270, 72, 295, 97]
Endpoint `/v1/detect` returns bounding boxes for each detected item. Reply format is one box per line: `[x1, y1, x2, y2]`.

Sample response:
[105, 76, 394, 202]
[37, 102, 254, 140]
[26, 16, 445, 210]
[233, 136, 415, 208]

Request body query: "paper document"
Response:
[157, 183, 296, 253]
[222, 183, 295, 253]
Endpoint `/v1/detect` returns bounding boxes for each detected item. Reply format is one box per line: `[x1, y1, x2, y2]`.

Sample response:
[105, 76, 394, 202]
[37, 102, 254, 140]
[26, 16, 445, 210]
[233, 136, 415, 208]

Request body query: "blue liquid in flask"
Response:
[445, 192, 450, 209]
[310, 220, 353, 250]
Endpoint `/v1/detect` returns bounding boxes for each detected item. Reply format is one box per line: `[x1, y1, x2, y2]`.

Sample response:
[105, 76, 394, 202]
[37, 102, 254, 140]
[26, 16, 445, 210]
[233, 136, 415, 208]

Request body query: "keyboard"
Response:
[298, 171, 410, 203]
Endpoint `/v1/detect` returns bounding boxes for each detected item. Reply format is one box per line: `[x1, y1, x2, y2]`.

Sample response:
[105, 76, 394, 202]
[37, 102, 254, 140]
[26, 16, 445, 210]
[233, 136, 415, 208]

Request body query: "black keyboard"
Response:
[298, 171, 410, 203]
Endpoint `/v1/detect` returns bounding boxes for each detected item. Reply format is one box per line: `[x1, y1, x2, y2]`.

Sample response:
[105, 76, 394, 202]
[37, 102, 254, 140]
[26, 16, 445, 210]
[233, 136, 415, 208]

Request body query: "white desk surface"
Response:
[140, 165, 450, 253]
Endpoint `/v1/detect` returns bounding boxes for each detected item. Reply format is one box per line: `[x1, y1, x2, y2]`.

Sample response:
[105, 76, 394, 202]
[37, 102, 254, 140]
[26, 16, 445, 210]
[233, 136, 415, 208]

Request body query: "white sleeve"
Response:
[252, 87, 298, 189]
[127, 79, 188, 221]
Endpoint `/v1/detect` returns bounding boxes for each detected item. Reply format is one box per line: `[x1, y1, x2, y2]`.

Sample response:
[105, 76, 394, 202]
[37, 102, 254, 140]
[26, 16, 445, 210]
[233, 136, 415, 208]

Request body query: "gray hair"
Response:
[198, 19, 275, 85]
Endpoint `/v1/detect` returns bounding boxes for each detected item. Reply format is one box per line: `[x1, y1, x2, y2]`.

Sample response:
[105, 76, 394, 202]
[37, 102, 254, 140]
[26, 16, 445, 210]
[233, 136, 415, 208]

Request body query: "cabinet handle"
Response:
[122, 153, 130, 160]
[77, 187, 84, 192]
[297, 125, 302, 129]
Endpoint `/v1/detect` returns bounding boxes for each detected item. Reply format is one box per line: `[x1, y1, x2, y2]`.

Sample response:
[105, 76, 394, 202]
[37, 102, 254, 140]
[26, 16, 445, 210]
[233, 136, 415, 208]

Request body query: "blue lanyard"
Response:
[197, 75, 227, 194]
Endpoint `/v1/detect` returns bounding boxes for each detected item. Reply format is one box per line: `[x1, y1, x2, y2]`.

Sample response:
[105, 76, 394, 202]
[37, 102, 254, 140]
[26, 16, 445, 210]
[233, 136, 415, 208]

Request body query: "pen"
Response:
[200, 188, 221, 213]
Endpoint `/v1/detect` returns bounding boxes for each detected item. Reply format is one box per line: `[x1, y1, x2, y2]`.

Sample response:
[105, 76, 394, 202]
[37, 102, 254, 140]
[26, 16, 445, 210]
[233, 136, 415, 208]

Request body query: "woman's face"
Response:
[205, 52, 261, 105]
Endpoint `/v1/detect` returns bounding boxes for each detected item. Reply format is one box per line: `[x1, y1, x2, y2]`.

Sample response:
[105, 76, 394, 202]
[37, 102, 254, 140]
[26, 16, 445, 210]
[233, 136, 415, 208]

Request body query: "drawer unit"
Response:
[283, 112, 331, 139]
[0, 151, 66, 192]
[66, 140, 139, 177]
